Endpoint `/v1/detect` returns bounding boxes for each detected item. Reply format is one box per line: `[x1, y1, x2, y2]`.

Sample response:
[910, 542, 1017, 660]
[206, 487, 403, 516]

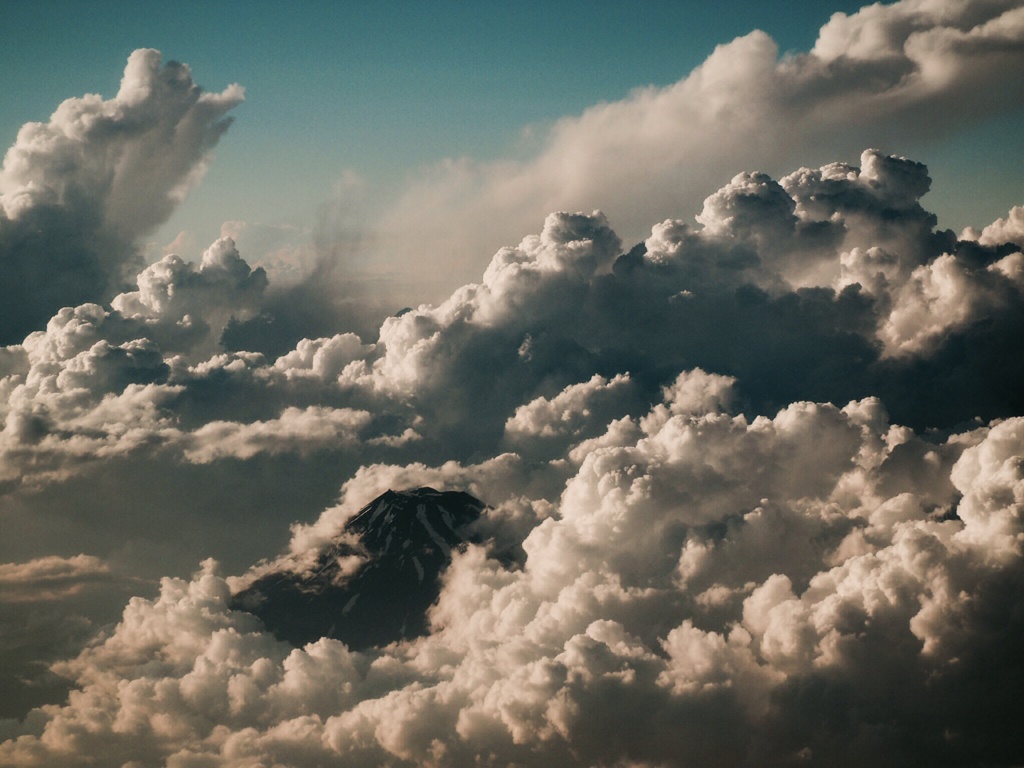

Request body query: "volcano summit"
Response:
[232, 488, 486, 649]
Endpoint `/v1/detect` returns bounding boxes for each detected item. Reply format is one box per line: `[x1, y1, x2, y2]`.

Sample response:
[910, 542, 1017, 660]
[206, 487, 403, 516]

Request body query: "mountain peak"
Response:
[231, 487, 486, 649]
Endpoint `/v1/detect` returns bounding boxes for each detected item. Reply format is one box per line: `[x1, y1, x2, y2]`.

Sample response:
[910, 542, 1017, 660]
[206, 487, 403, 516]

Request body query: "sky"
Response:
[1, 1, 1024, 766]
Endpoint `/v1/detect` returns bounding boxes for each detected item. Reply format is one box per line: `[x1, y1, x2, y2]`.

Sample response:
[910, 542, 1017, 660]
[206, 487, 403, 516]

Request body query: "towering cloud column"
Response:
[0, 49, 243, 343]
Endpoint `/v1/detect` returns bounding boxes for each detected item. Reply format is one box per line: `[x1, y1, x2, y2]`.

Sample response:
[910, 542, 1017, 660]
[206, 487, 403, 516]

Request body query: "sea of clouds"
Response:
[2, 1, 1024, 766]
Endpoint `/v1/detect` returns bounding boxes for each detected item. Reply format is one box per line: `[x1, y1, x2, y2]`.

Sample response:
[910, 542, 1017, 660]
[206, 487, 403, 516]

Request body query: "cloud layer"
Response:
[1, 2, 1024, 765]
[1, 141, 1023, 763]
[2, 401, 1022, 766]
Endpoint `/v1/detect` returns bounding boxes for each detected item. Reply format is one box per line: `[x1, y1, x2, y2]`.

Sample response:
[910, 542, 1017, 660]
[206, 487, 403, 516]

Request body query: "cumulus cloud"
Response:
[968, 204, 1024, 247]
[369, 0, 1024, 295]
[0, 164, 1012, 756]
[3, 394, 1022, 766]
[0, 49, 243, 343]
[1, 142, 1020, 514]
[2, 204, 1023, 762]
[112, 237, 268, 360]
[503, 373, 636, 458]
[2, 6, 1024, 765]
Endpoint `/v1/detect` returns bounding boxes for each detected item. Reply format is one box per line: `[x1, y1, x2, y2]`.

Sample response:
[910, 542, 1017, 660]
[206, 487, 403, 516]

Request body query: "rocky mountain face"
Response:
[231, 488, 486, 649]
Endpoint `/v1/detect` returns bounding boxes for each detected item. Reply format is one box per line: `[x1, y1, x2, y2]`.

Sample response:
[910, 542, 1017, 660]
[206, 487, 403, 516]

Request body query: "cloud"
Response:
[2, 394, 1021, 766]
[368, 0, 1024, 295]
[969, 204, 1024, 247]
[1, 7, 1024, 764]
[0, 201, 1022, 762]
[0, 139, 1021, 541]
[503, 373, 635, 457]
[0, 555, 120, 721]
[180, 406, 373, 464]
[0, 49, 243, 343]
[0, 555, 111, 604]
[0, 141, 1019, 513]
[111, 237, 268, 361]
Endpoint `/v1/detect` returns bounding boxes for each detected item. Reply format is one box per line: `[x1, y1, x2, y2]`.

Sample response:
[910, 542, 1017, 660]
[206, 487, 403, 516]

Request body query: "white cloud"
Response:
[971, 204, 1024, 247]
[4, 394, 1022, 766]
[504, 373, 633, 443]
[951, 416, 1024, 558]
[111, 237, 268, 361]
[0, 49, 243, 343]
[368, 0, 1024, 295]
[180, 406, 372, 464]
[1, 6, 1024, 764]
